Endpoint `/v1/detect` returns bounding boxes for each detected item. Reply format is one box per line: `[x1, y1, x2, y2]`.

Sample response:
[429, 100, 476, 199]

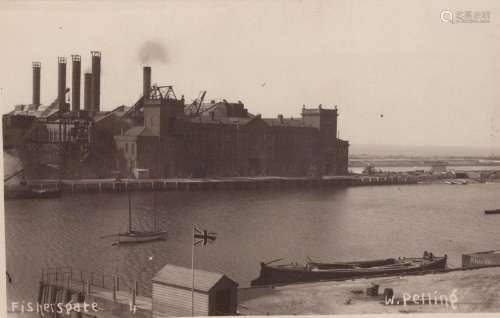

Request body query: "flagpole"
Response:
[191, 224, 195, 317]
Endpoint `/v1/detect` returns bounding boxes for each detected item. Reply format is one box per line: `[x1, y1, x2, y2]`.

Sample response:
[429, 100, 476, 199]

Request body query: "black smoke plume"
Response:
[138, 41, 168, 64]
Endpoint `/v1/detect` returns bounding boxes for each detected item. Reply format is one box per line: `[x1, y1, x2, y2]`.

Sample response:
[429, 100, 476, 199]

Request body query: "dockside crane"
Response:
[195, 90, 207, 114]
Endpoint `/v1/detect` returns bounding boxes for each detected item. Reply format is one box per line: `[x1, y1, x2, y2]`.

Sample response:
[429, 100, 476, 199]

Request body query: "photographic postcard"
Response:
[1, 0, 500, 317]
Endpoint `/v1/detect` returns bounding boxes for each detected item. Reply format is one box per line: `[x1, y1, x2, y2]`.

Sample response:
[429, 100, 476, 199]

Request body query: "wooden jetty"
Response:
[38, 267, 151, 318]
[26, 175, 417, 194]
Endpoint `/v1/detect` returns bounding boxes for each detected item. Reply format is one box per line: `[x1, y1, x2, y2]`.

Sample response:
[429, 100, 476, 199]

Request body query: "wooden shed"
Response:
[463, 250, 500, 267]
[152, 264, 238, 317]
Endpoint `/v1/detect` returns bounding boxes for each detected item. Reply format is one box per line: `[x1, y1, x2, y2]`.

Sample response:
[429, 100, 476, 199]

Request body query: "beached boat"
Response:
[485, 209, 500, 215]
[251, 253, 447, 286]
[4, 186, 62, 200]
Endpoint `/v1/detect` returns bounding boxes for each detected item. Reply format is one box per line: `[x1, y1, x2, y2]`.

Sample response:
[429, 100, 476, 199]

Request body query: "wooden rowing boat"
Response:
[251, 253, 447, 286]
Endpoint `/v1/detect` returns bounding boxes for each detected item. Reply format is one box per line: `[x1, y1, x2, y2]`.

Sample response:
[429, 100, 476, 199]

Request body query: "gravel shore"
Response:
[238, 267, 500, 315]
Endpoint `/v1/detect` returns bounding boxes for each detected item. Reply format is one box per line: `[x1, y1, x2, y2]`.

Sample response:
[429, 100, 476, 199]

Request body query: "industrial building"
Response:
[113, 67, 349, 178]
[3, 53, 349, 179]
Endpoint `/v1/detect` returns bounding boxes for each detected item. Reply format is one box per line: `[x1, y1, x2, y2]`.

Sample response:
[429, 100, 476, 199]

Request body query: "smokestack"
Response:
[143, 66, 151, 100]
[32, 62, 41, 107]
[91, 51, 101, 112]
[71, 55, 81, 112]
[84, 73, 92, 111]
[57, 57, 67, 111]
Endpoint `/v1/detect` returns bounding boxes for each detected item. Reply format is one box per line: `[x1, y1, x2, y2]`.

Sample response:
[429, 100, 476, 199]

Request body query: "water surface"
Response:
[5, 183, 500, 303]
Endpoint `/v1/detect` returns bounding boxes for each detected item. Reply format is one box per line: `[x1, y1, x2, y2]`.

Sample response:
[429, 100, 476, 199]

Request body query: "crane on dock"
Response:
[185, 90, 207, 115]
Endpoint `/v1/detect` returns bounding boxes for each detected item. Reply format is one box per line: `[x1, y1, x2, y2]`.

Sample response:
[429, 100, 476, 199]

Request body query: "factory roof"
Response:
[8, 103, 60, 119]
[185, 100, 250, 117]
[110, 105, 132, 116]
[152, 264, 237, 292]
[124, 126, 157, 137]
[188, 116, 252, 126]
[263, 117, 314, 128]
[301, 107, 338, 115]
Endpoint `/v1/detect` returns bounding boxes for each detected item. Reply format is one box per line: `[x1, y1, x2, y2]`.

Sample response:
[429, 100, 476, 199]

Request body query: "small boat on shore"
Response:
[485, 209, 500, 215]
[251, 252, 447, 286]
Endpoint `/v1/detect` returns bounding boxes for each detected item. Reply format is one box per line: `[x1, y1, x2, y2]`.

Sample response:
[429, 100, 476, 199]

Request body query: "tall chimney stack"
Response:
[143, 66, 151, 100]
[57, 57, 67, 111]
[84, 73, 92, 111]
[91, 51, 101, 112]
[71, 55, 81, 112]
[32, 62, 41, 107]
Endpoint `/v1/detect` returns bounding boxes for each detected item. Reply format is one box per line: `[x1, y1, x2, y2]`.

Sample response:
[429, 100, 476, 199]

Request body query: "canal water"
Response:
[5, 182, 500, 304]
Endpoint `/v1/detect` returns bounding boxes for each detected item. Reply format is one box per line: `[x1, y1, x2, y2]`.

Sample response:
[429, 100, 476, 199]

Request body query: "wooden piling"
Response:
[112, 276, 117, 302]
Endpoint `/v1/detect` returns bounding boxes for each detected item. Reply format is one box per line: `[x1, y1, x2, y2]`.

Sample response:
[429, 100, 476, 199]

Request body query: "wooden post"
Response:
[116, 276, 120, 291]
[135, 280, 138, 296]
[102, 275, 105, 288]
[112, 276, 117, 302]
[132, 281, 136, 307]
[86, 279, 91, 295]
[192, 224, 195, 317]
[90, 272, 94, 286]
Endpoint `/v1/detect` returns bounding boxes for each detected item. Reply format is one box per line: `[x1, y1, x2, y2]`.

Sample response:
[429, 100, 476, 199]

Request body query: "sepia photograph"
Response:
[1, 0, 499, 317]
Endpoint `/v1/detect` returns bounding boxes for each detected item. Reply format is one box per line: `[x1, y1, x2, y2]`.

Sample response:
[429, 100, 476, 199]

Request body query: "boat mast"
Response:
[128, 190, 132, 233]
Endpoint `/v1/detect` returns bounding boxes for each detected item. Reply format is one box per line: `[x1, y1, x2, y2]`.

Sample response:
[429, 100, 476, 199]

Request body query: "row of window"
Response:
[48, 129, 72, 142]
[124, 142, 135, 155]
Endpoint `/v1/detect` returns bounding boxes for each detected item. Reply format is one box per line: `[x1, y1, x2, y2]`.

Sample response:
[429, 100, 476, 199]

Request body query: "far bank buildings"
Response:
[114, 70, 349, 178]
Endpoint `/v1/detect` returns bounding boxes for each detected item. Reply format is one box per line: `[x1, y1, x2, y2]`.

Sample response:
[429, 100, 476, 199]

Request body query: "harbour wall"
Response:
[26, 175, 417, 194]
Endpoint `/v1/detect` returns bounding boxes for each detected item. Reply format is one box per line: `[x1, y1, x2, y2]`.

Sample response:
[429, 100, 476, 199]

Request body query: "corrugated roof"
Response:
[152, 264, 231, 292]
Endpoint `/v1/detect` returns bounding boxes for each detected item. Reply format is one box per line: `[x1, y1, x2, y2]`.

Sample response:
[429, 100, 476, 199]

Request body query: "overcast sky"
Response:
[0, 0, 499, 152]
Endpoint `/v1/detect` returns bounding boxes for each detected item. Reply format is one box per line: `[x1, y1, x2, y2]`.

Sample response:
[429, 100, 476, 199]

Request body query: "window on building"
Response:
[125, 143, 129, 153]
[168, 117, 176, 133]
[131, 143, 135, 155]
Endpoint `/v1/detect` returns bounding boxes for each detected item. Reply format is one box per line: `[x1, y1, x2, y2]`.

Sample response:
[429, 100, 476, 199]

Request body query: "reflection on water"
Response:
[5, 183, 500, 303]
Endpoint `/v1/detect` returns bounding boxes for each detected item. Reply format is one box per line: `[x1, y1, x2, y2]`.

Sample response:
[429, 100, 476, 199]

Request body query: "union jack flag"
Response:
[193, 227, 217, 246]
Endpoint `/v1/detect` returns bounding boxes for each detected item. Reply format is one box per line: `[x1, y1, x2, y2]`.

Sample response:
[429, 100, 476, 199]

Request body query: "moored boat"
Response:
[103, 191, 167, 245]
[251, 253, 447, 286]
[485, 209, 500, 215]
[4, 186, 62, 200]
[117, 230, 168, 243]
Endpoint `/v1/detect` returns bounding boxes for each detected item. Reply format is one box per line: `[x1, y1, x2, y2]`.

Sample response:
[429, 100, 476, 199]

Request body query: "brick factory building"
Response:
[114, 67, 349, 178]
